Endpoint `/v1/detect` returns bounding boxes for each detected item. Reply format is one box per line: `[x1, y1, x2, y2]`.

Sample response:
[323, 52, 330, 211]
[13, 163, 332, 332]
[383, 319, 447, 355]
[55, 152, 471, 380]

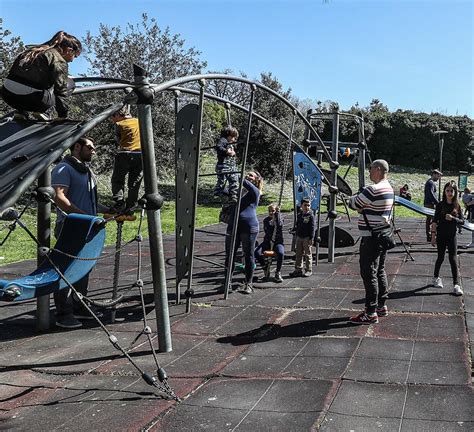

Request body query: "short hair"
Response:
[372, 159, 389, 173]
[113, 105, 131, 118]
[301, 198, 310, 205]
[221, 126, 239, 139]
[70, 136, 93, 152]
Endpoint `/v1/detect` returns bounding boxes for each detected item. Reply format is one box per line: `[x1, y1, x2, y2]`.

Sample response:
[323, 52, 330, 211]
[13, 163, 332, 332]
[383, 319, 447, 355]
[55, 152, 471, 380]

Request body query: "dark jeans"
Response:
[255, 241, 284, 272]
[434, 234, 460, 284]
[53, 222, 90, 317]
[215, 162, 239, 199]
[1, 85, 55, 114]
[225, 230, 258, 283]
[111, 152, 143, 208]
[359, 236, 388, 314]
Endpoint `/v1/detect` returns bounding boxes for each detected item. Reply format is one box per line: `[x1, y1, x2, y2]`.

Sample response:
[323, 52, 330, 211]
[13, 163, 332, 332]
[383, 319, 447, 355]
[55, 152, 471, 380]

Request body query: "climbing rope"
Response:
[5, 205, 179, 401]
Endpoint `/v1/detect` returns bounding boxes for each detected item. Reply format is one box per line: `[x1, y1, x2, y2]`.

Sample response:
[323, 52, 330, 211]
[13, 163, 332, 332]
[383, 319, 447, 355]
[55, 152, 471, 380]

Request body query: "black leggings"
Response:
[434, 234, 460, 285]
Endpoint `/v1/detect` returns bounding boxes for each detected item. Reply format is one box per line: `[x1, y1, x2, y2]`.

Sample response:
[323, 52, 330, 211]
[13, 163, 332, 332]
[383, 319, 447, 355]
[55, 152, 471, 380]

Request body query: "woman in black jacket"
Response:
[431, 181, 464, 295]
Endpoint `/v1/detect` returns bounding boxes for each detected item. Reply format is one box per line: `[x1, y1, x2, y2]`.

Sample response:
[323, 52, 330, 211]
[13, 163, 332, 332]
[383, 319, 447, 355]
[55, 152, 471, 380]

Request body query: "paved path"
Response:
[0, 217, 473, 431]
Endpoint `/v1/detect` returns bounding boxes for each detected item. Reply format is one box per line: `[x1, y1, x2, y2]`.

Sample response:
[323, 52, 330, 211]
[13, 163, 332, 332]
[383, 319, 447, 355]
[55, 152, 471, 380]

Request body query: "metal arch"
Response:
[71, 74, 335, 167]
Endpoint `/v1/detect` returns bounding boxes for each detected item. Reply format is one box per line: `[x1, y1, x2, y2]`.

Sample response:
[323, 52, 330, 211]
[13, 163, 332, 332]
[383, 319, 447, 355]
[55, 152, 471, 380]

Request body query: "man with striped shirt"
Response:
[348, 159, 394, 324]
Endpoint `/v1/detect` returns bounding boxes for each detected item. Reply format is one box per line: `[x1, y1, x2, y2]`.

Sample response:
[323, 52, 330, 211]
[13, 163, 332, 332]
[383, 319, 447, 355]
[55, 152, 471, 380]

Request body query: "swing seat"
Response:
[263, 250, 276, 258]
[0, 213, 106, 302]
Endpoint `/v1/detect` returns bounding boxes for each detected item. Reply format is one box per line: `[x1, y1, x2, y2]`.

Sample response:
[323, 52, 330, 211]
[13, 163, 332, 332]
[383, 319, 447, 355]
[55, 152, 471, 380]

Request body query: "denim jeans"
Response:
[359, 236, 388, 314]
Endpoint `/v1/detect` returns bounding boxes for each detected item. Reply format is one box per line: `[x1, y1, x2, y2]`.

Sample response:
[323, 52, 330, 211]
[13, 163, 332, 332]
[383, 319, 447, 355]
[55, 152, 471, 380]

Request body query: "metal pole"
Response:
[434, 130, 447, 201]
[134, 66, 172, 352]
[173, 90, 182, 304]
[328, 109, 339, 263]
[185, 79, 206, 312]
[358, 116, 366, 191]
[36, 168, 51, 331]
[439, 136, 444, 201]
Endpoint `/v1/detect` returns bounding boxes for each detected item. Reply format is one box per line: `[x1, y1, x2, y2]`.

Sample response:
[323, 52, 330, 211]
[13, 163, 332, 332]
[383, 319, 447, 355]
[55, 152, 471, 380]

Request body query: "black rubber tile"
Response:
[254, 288, 309, 308]
[182, 378, 273, 410]
[371, 315, 420, 340]
[320, 275, 365, 289]
[320, 413, 400, 432]
[329, 381, 405, 418]
[390, 274, 431, 291]
[243, 337, 307, 357]
[158, 405, 249, 432]
[412, 340, 466, 362]
[401, 419, 474, 432]
[296, 288, 353, 309]
[279, 309, 365, 338]
[408, 361, 470, 385]
[299, 336, 360, 358]
[355, 338, 413, 361]
[421, 295, 463, 313]
[255, 379, 334, 412]
[220, 354, 290, 377]
[385, 295, 424, 313]
[239, 411, 319, 432]
[404, 385, 474, 421]
[416, 315, 466, 341]
[344, 357, 410, 383]
[284, 355, 350, 379]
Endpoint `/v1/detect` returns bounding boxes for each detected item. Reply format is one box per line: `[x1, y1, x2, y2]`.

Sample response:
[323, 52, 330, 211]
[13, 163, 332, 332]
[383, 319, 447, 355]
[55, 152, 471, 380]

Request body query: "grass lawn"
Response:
[0, 158, 469, 266]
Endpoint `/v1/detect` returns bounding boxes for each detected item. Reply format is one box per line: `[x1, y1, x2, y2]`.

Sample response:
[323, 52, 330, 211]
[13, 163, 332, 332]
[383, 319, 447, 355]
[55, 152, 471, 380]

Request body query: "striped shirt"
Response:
[349, 179, 394, 236]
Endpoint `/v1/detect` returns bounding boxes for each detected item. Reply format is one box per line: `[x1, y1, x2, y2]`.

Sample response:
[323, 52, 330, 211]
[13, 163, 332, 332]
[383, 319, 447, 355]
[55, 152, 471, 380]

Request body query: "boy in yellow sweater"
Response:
[110, 105, 143, 212]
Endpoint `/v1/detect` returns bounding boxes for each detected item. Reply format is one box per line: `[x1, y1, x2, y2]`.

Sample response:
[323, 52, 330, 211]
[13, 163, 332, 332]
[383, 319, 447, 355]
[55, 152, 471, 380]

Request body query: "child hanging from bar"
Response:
[255, 203, 285, 283]
[109, 105, 143, 214]
[214, 126, 239, 202]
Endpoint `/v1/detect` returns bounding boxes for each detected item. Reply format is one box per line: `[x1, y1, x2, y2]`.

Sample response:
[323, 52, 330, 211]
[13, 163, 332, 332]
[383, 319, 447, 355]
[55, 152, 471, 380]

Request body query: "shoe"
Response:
[239, 282, 253, 295]
[453, 284, 463, 296]
[349, 311, 378, 324]
[289, 270, 303, 278]
[74, 306, 103, 320]
[13, 111, 29, 121]
[303, 270, 313, 277]
[466, 242, 474, 248]
[432, 277, 443, 288]
[274, 272, 283, 283]
[56, 315, 82, 329]
[31, 112, 50, 121]
[376, 305, 388, 317]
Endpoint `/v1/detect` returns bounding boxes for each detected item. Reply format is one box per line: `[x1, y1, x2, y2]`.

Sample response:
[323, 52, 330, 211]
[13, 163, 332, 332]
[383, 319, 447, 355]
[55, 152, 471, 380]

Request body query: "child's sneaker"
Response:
[432, 277, 443, 288]
[274, 272, 283, 283]
[303, 270, 313, 277]
[453, 284, 463, 296]
[239, 282, 253, 295]
[376, 305, 388, 317]
[289, 269, 303, 278]
[349, 311, 378, 324]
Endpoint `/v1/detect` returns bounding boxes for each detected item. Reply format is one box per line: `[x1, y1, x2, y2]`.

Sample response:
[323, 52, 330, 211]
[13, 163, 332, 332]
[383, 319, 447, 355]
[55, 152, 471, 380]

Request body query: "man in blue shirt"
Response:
[52, 137, 102, 329]
[424, 169, 442, 242]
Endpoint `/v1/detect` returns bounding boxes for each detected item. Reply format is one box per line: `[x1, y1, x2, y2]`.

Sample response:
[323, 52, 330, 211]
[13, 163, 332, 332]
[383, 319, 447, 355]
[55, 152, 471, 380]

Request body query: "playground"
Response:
[1, 215, 473, 430]
[1, 69, 473, 430]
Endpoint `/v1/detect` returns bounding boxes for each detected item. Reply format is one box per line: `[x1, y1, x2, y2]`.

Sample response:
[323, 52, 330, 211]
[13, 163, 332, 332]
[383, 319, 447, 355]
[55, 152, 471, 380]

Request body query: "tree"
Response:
[0, 24, 24, 115]
[78, 14, 207, 174]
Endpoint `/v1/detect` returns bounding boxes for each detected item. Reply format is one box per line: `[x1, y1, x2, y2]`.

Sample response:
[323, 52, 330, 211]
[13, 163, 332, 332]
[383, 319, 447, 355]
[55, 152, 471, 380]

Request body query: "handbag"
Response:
[362, 211, 396, 251]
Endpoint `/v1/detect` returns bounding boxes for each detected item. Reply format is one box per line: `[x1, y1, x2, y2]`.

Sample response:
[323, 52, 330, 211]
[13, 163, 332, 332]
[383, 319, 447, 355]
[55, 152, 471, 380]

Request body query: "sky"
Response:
[2, 0, 473, 116]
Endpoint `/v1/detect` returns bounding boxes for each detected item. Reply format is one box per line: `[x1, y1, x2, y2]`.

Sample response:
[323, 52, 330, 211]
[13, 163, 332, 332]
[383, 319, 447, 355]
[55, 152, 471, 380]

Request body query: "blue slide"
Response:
[395, 196, 474, 232]
[0, 214, 106, 302]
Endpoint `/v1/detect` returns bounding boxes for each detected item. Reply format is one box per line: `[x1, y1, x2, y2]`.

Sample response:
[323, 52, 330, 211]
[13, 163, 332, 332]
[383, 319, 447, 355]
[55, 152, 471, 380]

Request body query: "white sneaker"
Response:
[432, 277, 443, 288]
[466, 242, 474, 249]
[453, 284, 463, 296]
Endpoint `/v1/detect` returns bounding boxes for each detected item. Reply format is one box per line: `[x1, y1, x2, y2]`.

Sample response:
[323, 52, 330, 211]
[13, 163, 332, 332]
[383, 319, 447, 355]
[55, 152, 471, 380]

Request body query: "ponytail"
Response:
[20, 31, 82, 64]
